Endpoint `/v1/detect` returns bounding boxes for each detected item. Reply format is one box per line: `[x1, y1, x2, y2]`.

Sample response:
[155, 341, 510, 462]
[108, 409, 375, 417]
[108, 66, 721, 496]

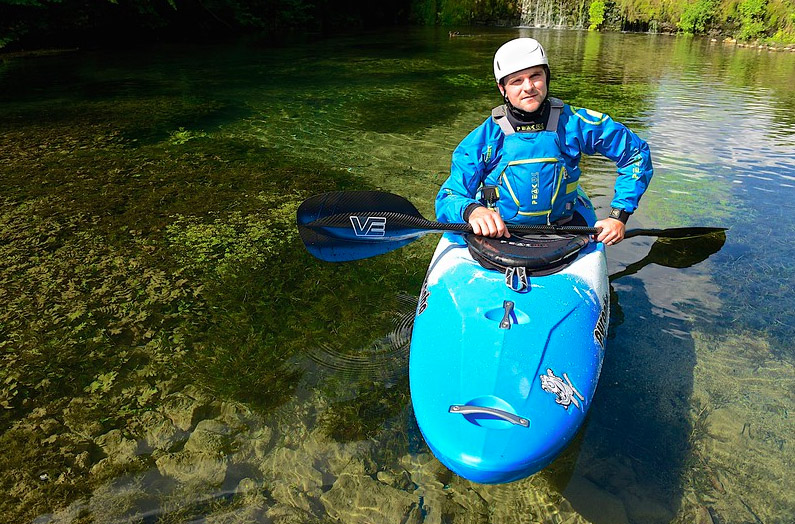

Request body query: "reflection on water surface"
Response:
[1, 27, 793, 524]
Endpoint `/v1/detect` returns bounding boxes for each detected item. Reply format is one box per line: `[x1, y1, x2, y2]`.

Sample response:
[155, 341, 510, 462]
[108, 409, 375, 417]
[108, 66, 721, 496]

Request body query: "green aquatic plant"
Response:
[319, 379, 410, 442]
[0, 82, 430, 518]
[442, 73, 491, 89]
[168, 127, 209, 145]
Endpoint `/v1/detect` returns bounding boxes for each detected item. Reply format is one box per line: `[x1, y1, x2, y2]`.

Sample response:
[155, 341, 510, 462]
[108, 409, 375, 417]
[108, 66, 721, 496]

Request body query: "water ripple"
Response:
[303, 294, 416, 384]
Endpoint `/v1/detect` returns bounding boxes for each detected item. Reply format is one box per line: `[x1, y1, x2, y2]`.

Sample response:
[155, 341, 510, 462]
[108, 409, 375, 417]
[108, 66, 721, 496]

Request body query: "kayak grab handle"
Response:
[449, 405, 530, 428]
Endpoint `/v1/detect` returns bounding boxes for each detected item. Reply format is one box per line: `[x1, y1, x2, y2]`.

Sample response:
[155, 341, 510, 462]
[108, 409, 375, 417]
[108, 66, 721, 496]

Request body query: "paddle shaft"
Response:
[310, 213, 726, 239]
[309, 212, 600, 236]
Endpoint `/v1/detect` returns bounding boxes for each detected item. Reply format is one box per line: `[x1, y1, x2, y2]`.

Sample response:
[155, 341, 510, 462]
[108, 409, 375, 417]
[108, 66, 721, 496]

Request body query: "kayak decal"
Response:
[540, 369, 585, 411]
[594, 294, 608, 349]
[349, 216, 386, 237]
[417, 283, 430, 315]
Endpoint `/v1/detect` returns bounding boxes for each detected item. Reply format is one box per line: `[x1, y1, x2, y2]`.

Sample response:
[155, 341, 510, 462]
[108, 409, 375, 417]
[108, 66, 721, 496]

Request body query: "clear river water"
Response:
[1, 27, 793, 524]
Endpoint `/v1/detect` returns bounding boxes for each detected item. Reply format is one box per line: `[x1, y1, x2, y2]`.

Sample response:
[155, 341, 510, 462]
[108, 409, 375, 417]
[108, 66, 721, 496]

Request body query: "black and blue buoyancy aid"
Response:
[484, 97, 579, 225]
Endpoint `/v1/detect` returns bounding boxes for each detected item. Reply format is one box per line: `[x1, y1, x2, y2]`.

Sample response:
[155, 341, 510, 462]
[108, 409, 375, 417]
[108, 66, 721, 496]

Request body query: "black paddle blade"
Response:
[625, 227, 727, 239]
[611, 229, 727, 281]
[297, 191, 442, 262]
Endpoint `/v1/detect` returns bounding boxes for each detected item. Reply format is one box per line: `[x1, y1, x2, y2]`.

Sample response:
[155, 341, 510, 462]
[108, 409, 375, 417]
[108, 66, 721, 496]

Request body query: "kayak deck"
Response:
[409, 219, 609, 484]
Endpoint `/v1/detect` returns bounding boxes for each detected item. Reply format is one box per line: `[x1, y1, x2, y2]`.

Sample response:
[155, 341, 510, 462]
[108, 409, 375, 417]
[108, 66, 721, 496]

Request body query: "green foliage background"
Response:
[2, 0, 794, 50]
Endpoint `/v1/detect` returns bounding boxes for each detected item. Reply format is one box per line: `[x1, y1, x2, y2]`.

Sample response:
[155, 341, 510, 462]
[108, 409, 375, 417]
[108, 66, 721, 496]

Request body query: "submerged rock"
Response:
[401, 452, 450, 489]
[260, 447, 324, 493]
[155, 451, 227, 485]
[94, 429, 141, 464]
[268, 483, 317, 514]
[265, 503, 324, 524]
[303, 429, 376, 480]
[197, 478, 270, 523]
[416, 482, 489, 524]
[161, 389, 218, 432]
[184, 419, 232, 454]
[230, 426, 274, 463]
[137, 411, 188, 453]
[563, 475, 630, 524]
[376, 467, 413, 491]
[320, 473, 421, 524]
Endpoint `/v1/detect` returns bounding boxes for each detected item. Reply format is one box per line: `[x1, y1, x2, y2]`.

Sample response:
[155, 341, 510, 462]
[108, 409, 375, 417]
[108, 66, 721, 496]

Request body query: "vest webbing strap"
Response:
[491, 105, 515, 136]
[546, 97, 564, 132]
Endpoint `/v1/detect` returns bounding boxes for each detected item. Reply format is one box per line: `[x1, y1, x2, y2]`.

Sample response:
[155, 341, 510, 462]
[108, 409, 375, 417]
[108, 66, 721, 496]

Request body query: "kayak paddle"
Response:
[297, 190, 727, 262]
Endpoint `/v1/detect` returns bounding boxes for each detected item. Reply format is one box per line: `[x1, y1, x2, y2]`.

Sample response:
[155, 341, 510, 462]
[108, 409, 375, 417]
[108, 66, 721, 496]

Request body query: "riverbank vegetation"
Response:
[1, 0, 794, 51]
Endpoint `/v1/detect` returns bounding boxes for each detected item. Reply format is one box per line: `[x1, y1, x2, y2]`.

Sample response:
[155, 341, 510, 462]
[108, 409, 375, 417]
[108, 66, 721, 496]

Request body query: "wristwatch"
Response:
[608, 207, 632, 224]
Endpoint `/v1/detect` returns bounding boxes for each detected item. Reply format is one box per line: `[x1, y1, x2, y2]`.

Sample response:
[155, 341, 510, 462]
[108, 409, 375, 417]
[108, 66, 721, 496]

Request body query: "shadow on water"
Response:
[610, 231, 727, 283]
[565, 278, 694, 524]
[562, 232, 727, 523]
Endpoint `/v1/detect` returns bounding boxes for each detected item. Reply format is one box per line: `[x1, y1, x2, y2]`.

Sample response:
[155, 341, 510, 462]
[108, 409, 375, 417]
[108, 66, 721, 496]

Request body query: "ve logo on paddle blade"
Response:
[350, 216, 387, 237]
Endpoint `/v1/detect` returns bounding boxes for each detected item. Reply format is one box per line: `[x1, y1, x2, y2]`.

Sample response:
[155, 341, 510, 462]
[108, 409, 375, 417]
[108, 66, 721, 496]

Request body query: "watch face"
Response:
[609, 208, 629, 223]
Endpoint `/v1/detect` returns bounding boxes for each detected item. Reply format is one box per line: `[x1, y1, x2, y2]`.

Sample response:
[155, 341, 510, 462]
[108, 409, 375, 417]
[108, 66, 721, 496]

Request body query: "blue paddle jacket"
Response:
[436, 100, 653, 225]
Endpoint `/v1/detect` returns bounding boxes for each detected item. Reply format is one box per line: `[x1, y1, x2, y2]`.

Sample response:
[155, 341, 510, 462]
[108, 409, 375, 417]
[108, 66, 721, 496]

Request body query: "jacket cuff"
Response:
[463, 203, 484, 222]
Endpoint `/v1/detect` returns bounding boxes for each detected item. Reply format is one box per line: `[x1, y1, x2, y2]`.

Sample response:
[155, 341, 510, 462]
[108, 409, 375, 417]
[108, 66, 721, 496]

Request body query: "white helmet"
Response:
[493, 38, 549, 83]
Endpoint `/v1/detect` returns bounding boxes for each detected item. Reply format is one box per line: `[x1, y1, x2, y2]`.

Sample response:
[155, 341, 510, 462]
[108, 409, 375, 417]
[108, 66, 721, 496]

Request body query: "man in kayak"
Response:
[435, 37, 653, 246]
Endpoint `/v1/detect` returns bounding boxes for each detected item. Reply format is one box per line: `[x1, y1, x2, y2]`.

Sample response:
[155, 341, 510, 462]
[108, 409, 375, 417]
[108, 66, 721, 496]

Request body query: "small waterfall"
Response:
[575, 0, 587, 28]
[519, 0, 570, 28]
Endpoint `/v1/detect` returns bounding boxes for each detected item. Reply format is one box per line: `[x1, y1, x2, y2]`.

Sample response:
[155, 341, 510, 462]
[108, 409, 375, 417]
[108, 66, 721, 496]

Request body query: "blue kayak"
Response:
[409, 194, 609, 484]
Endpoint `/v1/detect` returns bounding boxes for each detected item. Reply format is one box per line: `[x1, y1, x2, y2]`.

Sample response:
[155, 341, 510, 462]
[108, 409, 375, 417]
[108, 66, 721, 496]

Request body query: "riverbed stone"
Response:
[259, 447, 324, 493]
[303, 430, 379, 482]
[215, 401, 254, 431]
[155, 450, 227, 485]
[265, 503, 324, 524]
[86, 477, 161, 524]
[161, 389, 218, 432]
[70, 451, 92, 471]
[621, 489, 674, 524]
[199, 479, 269, 524]
[230, 425, 273, 463]
[416, 483, 489, 524]
[376, 467, 414, 491]
[402, 452, 449, 489]
[184, 419, 231, 454]
[269, 483, 317, 513]
[235, 477, 261, 496]
[320, 472, 422, 524]
[137, 411, 187, 453]
[94, 429, 140, 464]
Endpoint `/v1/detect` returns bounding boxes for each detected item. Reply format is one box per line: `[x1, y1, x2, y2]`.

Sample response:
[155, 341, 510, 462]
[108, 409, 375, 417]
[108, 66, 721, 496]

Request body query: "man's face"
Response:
[499, 66, 548, 113]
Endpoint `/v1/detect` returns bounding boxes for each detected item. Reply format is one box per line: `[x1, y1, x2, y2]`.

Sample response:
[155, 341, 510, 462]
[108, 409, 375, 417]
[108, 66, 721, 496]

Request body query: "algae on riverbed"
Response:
[0, 85, 426, 520]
